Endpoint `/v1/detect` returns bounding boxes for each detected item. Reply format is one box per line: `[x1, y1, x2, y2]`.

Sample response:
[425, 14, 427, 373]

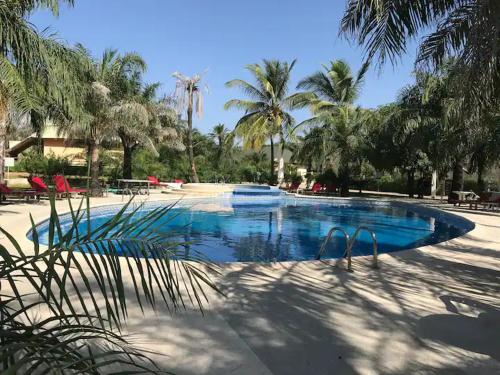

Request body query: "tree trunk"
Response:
[450, 160, 464, 192]
[31, 110, 44, 154]
[123, 145, 133, 179]
[407, 169, 415, 198]
[89, 140, 102, 196]
[476, 154, 486, 192]
[269, 136, 275, 184]
[0, 108, 7, 184]
[278, 137, 285, 185]
[187, 89, 199, 183]
[339, 156, 350, 197]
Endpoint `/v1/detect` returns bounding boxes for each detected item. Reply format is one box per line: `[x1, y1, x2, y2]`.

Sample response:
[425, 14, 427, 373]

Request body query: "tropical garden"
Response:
[0, 0, 499, 373]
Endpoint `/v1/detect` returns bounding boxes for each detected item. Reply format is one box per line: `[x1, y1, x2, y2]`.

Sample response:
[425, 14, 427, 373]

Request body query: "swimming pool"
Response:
[32, 197, 474, 262]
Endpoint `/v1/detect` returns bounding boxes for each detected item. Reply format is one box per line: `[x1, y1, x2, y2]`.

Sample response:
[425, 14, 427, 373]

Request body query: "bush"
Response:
[14, 151, 71, 176]
[315, 169, 338, 185]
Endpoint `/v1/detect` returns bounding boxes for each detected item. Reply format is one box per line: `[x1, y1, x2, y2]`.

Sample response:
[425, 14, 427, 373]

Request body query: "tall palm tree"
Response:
[295, 59, 368, 111]
[171, 72, 207, 183]
[115, 90, 183, 179]
[292, 60, 369, 195]
[0, 0, 83, 182]
[225, 60, 297, 184]
[62, 48, 146, 195]
[209, 123, 233, 165]
[340, 0, 500, 107]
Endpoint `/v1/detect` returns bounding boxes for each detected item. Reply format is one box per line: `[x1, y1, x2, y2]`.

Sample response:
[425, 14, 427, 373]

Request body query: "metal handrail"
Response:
[316, 227, 350, 261]
[345, 225, 378, 270]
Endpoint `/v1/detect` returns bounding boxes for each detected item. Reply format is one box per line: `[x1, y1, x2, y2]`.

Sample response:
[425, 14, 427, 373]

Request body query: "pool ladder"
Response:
[316, 225, 378, 272]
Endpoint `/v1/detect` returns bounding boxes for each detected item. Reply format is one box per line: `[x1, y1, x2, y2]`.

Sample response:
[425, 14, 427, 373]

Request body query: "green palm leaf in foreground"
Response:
[0, 196, 221, 373]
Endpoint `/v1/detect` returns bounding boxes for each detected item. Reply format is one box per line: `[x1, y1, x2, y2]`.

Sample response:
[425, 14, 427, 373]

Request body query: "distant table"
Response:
[117, 179, 151, 198]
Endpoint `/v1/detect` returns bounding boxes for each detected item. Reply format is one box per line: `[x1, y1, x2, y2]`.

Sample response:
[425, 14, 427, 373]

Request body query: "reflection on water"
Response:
[44, 198, 469, 262]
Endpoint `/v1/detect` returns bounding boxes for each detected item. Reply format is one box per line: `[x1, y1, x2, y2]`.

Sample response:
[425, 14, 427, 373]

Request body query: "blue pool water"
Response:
[33, 197, 473, 262]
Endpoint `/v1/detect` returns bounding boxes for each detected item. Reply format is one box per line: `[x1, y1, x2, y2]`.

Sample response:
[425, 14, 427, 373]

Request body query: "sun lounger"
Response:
[0, 183, 41, 202]
[469, 192, 500, 211]
[53, 175, 88, 197]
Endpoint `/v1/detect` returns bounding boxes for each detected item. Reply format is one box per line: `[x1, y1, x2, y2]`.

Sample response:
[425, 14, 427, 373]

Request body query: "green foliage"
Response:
[14, 151, 71, 176]
[315, 169, 338, 185]
[0, 195, 220, 373]
[283, 164, 302, 184]
[132, 148, 170, 180]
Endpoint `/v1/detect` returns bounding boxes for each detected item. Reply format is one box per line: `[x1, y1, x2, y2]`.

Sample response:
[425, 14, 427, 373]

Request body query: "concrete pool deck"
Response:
[0, 192, 499, 374]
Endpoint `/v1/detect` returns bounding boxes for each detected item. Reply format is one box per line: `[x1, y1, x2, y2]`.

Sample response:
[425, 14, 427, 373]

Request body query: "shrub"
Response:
[315, 169, 338, 185]
[14, 151, 71, 176]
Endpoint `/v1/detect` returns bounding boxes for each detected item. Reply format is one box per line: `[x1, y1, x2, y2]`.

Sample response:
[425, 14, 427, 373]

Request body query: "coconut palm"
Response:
[61, 48, 147, 195]
[292, 60, 369, 195]
[209, 123, 233, 165]
[225, 60, 297, 184]
[111, 71, 183, 179]
[294, 59, 368, 111]
[340, 0, 500, 106]
[171, 72, 208, 183]
[0, 0, 85, 182]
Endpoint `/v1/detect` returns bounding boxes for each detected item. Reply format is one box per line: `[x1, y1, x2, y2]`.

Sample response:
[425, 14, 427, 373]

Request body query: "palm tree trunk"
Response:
[339, 161, 350, 197]
[277, 135, 285, 185]
[269, 136, 275, 183]
[450, 159, 464, 192]
[89, 140, 102, 196]
[407, 169, 415, 198]
[187, 90, 199, 183]
[0, 99, 8, 184]
[476, 153, 486, 192]
[123, 145, 134, 179]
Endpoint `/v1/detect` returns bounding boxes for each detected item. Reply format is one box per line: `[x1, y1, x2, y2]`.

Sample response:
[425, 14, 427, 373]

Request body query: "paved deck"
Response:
[0, 192, 499, 374]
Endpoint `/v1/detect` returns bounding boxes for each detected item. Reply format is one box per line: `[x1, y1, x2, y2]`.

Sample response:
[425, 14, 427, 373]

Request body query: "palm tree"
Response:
[171, 72, 207, 183]
[62, 48, 147, 195]
[292, 60, 369, 195]
[209, 123, 233, 165]
[0, 0, 84, 182]
[225, 60, 297, 184]
[1, 196, 220, 373]
[340, 0, 500, 107]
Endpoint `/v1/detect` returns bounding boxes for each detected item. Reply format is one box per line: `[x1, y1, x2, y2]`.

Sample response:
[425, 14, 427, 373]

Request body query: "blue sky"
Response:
[31, 0, 418, 133]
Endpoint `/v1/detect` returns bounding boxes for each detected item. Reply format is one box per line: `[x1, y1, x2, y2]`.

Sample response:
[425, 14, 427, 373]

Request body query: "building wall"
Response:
[43, 139, 86, 166]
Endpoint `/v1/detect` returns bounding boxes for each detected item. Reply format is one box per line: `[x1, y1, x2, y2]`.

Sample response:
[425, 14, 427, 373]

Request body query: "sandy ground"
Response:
[0, 191, 499, 375]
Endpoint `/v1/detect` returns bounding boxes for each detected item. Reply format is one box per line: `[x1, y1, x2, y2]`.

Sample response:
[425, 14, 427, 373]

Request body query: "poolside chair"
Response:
[288, 181, 301, 193]
[29, 176, 50, 194]
[311, 182, 323, 193]
[53, 175, 88, 197]
[469, 192, 500, 211]
[0, 183, 41, 202]
[448, 191, 479, 207]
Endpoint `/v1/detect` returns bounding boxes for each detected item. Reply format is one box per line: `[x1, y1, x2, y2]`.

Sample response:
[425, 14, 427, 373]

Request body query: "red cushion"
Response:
[147, 176, 160, 186]
[30, 177, 48, 192]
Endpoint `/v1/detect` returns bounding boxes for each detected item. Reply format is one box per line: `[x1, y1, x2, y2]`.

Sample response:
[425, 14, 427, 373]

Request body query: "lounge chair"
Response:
[147, 176, 171, 188]
[469, 192, 500, 211]
[288, 181, 301, 193]
[29, 176, 50, 194]
[311, 182, 323, 193]
[0, 183, 41, 202]
[53, 175, 88, 197]
[448, 191, 479, 207]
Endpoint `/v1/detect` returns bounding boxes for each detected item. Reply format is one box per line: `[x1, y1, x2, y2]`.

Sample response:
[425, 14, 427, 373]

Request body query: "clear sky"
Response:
[31, 0, 418, 133]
